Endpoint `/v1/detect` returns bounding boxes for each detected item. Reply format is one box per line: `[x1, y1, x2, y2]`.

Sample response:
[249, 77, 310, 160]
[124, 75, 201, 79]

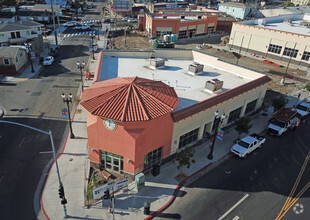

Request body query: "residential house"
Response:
[0, 46, 28, 75]
[0, 21, 44, 53]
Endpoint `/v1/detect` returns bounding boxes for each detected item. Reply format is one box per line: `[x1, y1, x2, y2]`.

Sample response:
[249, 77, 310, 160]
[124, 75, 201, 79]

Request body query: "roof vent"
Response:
[283, 19, 292, 24]
[163, 15, 167, 19]
[257, 19, 266, 26]
[150, 58, 165, 69]
[205, 78, 224, 93]
[197, 15, 202, 19]
[181, 15, 185, 19]
[188, 63, 204, 75]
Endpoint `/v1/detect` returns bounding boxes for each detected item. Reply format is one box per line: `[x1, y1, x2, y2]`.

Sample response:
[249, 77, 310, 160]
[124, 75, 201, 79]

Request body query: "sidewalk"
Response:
[39, 49, 276, 220]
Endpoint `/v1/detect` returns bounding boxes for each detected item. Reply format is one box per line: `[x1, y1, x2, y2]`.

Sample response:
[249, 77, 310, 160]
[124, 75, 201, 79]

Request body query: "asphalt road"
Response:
[157, 117, 310, 220]
[0, 3, 104, 220]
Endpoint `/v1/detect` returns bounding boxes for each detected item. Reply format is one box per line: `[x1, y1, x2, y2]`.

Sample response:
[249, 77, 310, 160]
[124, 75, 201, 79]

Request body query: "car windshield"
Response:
[45, 57, 51, 61]
[269, 118, 286, 128]
[297, 104, 307, 111]
[237, 140, 249, 149]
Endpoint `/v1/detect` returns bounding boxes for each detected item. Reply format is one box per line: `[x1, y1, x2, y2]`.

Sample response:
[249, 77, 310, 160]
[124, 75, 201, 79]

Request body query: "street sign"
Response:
[116, 179, 128, 191]
[61, 108, 68, 118]
[92, 179, 129, 199]
[93, 180, 116, 199]
[216, 128, 224, 141]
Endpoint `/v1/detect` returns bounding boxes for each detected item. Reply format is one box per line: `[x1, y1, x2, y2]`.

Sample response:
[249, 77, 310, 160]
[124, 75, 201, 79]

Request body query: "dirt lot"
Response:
[110, 30, 309, 96]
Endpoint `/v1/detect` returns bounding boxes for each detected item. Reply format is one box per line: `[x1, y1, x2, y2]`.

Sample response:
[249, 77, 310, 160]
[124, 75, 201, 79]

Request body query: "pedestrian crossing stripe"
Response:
[62, 31, 98, 39]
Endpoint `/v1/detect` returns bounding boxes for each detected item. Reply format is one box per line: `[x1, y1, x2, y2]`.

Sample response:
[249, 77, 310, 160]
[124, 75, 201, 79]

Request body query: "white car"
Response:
[63, 21, 77, 27]
[121, 17, 128, 22]
[75, 24, 90, 30]
[296, 101, 310, 118]
[231, 134, 266, 158]
[127, 18, 137, 23]
[43, 56, 54, 66]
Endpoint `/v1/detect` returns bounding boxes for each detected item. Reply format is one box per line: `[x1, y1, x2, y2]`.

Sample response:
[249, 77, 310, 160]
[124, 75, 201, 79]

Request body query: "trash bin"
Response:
[144, 202, 150, 215]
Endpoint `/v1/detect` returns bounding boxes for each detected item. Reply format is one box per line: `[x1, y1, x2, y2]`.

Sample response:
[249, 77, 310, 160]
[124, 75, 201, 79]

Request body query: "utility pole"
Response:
[50, 0, 58, 46]
[282, 43, 297, 86]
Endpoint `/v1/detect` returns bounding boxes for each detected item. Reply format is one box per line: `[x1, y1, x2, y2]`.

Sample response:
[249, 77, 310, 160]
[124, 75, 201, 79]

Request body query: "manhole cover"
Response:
[69, 158, 73, 161]
[31, 92, 41, 96]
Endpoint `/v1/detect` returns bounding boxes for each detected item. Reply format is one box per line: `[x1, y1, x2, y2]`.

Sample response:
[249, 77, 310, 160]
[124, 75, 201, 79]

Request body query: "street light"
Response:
[24, 43, 35, 73]
[61, 93, 75, 139]
[0, 120, 67, 218]
[90, 34, 95, 60]
[76, 61, 85, 91]
[207, 110, 225, 160]
[97, 20, 101, 40]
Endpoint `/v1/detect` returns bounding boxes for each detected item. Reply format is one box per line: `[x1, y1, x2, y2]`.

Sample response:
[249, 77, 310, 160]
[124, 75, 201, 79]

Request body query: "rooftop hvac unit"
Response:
[283, 19, 292, 24]
[181, 15, 185, 19]
[188, 63, 204, 74]
[197, 15, 202, 19]
[300, 20, 310, 27]
[205, 78, 224, 92]
[163, 15, 167, 19]
[257, 19, 266, 26]
[150, 58, 165, 68]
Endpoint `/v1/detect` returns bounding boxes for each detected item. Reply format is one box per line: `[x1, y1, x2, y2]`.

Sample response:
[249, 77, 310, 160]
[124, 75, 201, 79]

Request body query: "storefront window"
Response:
[144, 147, 162, 170]
[100, 150, 123, 173]
[179, 128, 199, 148]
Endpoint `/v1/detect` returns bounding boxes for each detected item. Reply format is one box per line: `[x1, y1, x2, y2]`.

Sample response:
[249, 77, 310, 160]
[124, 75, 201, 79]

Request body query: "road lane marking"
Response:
[276, 151, 310, 220]
[39, 151, 53, 154]
[232, 216, 240, 220]
[277, 181, 310, 220]
[218, 193, 249, 220]
[18, 137, 25, 149]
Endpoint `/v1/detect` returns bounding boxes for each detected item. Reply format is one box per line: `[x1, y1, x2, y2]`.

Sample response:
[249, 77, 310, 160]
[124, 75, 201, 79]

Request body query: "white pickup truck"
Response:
[296, 101, 310, 118]
[231, 133, 266, 158]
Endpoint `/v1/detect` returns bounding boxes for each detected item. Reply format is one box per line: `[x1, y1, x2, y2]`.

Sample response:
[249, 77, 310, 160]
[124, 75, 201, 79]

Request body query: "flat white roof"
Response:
[153, 15, 201, 21]
[240, 13, 310, 36]
[98, 54, 257, 111]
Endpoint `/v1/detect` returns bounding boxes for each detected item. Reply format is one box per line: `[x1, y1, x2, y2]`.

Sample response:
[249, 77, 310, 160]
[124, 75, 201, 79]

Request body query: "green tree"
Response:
[272, 96, 288, 112]
[303, 82, 310, 92]
[0, 0, 16, 7]
[235, 116, 252, 138]
[176, 147, 195, 174]
[283, 1, 295, 7]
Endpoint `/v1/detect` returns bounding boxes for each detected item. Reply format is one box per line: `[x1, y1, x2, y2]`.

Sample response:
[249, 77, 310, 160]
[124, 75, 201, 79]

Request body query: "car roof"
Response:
[241, 136, 257, 144]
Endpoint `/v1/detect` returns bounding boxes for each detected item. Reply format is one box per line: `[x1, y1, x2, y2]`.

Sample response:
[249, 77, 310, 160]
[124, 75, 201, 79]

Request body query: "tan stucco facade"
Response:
[228, 22, 310, 68]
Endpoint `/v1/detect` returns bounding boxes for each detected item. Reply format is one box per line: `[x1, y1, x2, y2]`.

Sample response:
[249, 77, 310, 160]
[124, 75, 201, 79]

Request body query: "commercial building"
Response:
[144, 13, 218, 39]
[228, 13, 310, 68]
[81, 50, 270, 176]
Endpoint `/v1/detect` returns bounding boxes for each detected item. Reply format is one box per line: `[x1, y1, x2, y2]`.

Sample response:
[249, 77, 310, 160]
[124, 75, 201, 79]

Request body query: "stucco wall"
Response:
[228, 22, 310, 65]
[87, 113, 175, 175]
[170, 83, 268, 154]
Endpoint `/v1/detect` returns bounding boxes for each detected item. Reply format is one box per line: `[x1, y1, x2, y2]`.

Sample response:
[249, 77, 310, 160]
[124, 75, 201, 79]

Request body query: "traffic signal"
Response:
[61, 198, 67, 205]
[58, 186, 64, 199]
[103, 190, 110, 200]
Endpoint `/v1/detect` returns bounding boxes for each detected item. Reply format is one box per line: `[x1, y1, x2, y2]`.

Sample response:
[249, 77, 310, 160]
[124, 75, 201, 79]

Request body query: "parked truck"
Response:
[231, 133, 266, 158]
[267, 107, 300, 136]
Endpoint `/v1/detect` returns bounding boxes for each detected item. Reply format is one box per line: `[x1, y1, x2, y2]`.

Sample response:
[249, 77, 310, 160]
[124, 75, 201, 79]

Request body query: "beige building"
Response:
[228, 14, 310, 68]
[0, 47, 28, 75]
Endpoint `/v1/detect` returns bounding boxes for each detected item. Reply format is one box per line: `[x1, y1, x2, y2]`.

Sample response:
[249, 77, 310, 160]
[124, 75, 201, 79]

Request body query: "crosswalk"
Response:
[62, 31, 97, 39]
[80, 20, 100, 25]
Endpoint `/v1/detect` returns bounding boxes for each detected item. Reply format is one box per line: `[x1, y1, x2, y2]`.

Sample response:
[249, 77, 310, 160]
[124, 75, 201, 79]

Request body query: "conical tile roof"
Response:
[81, 77, 179, 122]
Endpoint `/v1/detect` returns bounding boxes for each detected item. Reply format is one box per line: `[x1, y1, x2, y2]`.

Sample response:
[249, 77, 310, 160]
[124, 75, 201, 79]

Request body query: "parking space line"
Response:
[18, 137, 25, 149]
[218, 194, 249, 220]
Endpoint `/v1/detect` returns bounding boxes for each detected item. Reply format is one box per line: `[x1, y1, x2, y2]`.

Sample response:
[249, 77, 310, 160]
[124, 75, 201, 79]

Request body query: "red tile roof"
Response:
[81, 77, 179, 122]
[172, 75, 271, 122]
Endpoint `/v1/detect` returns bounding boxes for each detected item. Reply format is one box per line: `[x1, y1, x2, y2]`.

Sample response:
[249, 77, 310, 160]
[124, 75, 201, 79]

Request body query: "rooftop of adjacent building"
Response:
[238, 13, 310, 36]
[97, 50, 265, 112]
[152, 13, 210, 20]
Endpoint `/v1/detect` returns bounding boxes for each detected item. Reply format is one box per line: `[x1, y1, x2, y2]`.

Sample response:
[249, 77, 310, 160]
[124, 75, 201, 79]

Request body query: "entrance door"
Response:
[100, 150, 123, 173]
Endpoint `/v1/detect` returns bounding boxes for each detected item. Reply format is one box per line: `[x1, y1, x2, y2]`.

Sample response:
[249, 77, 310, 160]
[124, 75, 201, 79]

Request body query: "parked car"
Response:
[231, 133, 266, 158]
[63, 21, 77, 27]
[87, 21, 95, 26]
[102, 18, 111, 23]
[41, 28, 52, 35]
[43, 56, 54, 66]
[296, 101, 310, 118]
[267, 107, 300, 136]
[75, 24, 90, 30]
[121, 17, 128, 21]
[128, 18, 137, 23]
